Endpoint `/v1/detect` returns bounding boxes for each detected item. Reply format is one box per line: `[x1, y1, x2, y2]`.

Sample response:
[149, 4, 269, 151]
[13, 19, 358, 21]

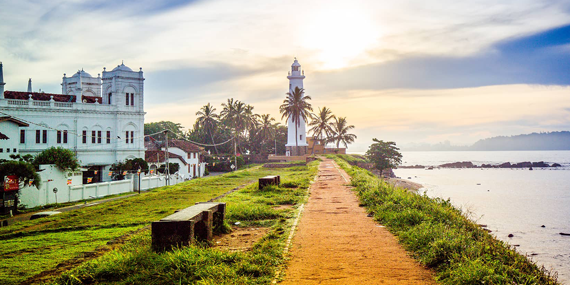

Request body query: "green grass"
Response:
[334, 154, 368, 164]
[37, 161, 318, 285]
[329, 155, 559, 285]
[0, 165, 316, 284]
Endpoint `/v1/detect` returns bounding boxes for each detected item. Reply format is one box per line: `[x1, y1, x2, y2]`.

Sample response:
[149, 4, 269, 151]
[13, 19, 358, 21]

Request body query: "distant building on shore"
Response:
[0, 61, 146, 182]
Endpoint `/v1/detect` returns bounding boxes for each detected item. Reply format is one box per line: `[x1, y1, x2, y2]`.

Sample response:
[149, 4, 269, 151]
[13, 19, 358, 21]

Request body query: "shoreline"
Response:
[387, 177, 423, 191]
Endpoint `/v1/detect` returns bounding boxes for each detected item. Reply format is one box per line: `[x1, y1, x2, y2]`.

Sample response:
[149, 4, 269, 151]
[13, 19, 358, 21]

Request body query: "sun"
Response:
[302, 5, 380, 69]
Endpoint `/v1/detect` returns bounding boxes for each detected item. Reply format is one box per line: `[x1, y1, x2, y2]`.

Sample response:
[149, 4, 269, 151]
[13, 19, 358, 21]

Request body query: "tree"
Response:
[0, 161, 41, 189]
[279, 87, 313, 152]
[110, 158, 149, 180]
[365, 139, 402, 173]
[255, 114, 277, 153]
[32, 147, 80, 171]
[330, 117, 357, 148]
[309, 106, 335, 154]
[195, 103, 220, 155]
[145, 121, 185, 138]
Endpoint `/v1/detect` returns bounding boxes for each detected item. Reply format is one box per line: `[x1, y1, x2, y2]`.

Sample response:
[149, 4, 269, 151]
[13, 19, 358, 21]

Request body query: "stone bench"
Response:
[151, 202, 226, 252]
[259, 175, 280, 189]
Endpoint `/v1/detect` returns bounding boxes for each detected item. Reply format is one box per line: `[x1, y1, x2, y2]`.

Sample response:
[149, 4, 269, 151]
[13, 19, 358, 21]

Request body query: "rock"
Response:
[552, 163, 562, 167]
[498, 162, 512, 168]
[541, 225, 545, 228]
[439, 161, 475, 168]
[508, 234, 514, 238]
[560, 233, 570, 236]
[532, 161, 549, 167]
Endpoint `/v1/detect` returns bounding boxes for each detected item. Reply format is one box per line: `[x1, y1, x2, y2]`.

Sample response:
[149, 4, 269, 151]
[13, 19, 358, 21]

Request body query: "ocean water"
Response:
[394, 151, 570, 284]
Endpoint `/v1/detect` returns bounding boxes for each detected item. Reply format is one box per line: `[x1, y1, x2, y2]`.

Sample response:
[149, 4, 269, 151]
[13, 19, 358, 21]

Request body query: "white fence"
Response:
[18, 164, 187, 209]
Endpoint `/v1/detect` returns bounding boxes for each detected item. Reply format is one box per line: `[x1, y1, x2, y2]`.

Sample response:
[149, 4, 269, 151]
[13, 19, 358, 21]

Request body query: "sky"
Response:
[1, 0, 570, 152]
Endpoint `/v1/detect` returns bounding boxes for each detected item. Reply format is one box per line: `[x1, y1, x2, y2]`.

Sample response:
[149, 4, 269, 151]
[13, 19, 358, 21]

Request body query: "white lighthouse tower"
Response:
[285, 58, 308, 156]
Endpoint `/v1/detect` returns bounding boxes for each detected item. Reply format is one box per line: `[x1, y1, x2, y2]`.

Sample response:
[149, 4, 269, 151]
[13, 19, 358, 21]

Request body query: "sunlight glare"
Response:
[302, 5, 380, 69]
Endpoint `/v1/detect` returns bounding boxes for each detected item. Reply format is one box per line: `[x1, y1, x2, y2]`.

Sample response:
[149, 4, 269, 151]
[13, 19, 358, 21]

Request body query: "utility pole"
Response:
[164, 130, 169, 186]
[234, 139, 237, 171]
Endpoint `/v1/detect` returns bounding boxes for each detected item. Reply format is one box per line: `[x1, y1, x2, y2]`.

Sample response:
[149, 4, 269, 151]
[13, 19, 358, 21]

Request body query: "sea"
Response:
[392, 151, 570, 284]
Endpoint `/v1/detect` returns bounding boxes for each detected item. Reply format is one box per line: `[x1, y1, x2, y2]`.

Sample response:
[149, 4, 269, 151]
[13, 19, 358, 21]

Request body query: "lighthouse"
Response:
[285, 58, 308, 156]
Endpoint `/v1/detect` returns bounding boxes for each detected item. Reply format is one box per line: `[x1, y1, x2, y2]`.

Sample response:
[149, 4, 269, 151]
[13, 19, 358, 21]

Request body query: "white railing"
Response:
[33, 101, 50, 107]
[7, 99, 27, 106]
[55, 102, 73, 108]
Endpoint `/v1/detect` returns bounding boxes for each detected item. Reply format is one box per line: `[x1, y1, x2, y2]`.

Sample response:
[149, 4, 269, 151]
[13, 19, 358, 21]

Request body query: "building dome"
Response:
[71, 69, 93, 78]
[112, 62, 133, 72]
[292, 58, 301, 67]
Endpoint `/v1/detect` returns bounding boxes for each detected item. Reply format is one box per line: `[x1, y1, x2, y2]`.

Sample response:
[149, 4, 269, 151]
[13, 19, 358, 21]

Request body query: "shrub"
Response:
[32, 147, 80, 171]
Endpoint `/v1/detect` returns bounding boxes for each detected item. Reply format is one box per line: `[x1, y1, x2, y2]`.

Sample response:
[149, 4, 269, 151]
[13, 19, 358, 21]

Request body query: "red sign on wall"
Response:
[3, 175, 19, 192]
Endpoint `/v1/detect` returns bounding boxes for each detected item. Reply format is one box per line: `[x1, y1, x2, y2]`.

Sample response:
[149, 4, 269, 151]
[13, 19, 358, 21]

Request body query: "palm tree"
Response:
[279, 86, 313, 154]
[330, 117, 357, 148]
[308, 106, 335, 154]
[257, 114, 276, 149]
[195, 103, 219, 154]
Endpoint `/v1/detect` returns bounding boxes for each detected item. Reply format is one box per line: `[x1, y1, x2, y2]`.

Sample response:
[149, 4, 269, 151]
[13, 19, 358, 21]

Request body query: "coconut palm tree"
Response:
[308, 106, 335, 154]
[279, 87, 313, 153]
[195, 103, 219, 154]
[330, 117, 357, 148]
[257, 114, 276, 145]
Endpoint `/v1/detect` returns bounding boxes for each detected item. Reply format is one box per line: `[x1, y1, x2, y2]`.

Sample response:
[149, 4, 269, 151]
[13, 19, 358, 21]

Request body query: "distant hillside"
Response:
[470, 131, 570, 151]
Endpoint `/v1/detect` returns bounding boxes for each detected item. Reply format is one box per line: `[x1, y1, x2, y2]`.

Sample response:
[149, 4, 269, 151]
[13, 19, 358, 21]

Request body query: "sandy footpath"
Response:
[280, 158, 435, 284]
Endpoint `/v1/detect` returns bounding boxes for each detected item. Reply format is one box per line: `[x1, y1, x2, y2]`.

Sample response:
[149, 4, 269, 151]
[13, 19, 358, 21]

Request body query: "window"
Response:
[42, 130, 47, 143]
[130, 93, 134, 106]
[92, 131, 96, 143]
[125, 131, 129, 143]
[13, 148, 16, 153]
[36, 130, 40, 143]
[20, 130, 25, 144]
[126, 93, 129, 105]
[300, 135, 303, 141]
[130, 131, 134, 143]
[7, 148, 10, 153]
[106, 131, 111, 144]
[63, 131, 68, 144]
[293, 66, 298, 71]
[108, 93, 112, 104]
[0, 149, 3, 153]
[97, 131, 102, 144]
[57, 131, 62, 144]
[82, 130, 87, 144]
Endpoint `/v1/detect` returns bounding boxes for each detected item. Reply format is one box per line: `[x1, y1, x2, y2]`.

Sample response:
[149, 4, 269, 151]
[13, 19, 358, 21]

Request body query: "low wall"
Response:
[140, 175, 184, 191]
[267, 155, 307, 162]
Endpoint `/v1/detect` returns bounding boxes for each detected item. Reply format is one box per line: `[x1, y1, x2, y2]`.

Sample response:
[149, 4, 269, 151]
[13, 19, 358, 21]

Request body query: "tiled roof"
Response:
[145, 150, 186, 165]
[0, 132, 9, 140]
[4, 91, 102, 104]
[0, 116, 29, 127]
[168, 139, 204, 153]
[4, 91, 75, 102]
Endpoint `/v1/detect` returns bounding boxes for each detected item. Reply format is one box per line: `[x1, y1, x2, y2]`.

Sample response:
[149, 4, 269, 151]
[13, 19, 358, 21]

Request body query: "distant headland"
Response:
[402, 131, 570, 151]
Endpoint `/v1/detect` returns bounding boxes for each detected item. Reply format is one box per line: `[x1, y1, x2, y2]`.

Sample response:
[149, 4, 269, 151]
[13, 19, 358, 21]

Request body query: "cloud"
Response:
[314, 24, 570, 91]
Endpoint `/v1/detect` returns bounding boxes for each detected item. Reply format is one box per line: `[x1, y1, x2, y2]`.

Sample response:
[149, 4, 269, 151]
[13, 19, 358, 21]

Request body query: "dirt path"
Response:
[281, 158, 436, 284]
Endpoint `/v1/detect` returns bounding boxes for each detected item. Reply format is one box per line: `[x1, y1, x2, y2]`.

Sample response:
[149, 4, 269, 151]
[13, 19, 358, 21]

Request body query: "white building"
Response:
[285, 58, 308, 156]
[0, 116, 29, 160]
[0, 61, 146, 182]
[145, 139, 206, 179]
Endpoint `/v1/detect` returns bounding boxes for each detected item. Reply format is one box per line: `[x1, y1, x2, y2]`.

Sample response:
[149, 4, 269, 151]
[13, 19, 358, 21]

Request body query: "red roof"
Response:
[168, 139, 204, 153]
[145, 150, 186, 165]
[0, 116, 29, 127]
[4, 91, 102, 104]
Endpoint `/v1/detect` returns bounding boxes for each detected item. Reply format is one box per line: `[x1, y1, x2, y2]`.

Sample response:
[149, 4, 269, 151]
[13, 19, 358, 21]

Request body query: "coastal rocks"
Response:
[438, 161, 475, 168]
[508, 234, 514, 238]
[399, 161, 563, 169]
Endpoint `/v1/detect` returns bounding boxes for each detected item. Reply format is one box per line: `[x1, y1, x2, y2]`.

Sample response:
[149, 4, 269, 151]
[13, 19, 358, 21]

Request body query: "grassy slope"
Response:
[329, 155, 559, 285]
[48, 162, 317, 284]
[0, 165, 317, 285]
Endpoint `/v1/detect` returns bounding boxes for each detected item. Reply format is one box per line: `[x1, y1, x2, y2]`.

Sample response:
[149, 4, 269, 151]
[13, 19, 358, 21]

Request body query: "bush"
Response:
[32, 147, 80, 171]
